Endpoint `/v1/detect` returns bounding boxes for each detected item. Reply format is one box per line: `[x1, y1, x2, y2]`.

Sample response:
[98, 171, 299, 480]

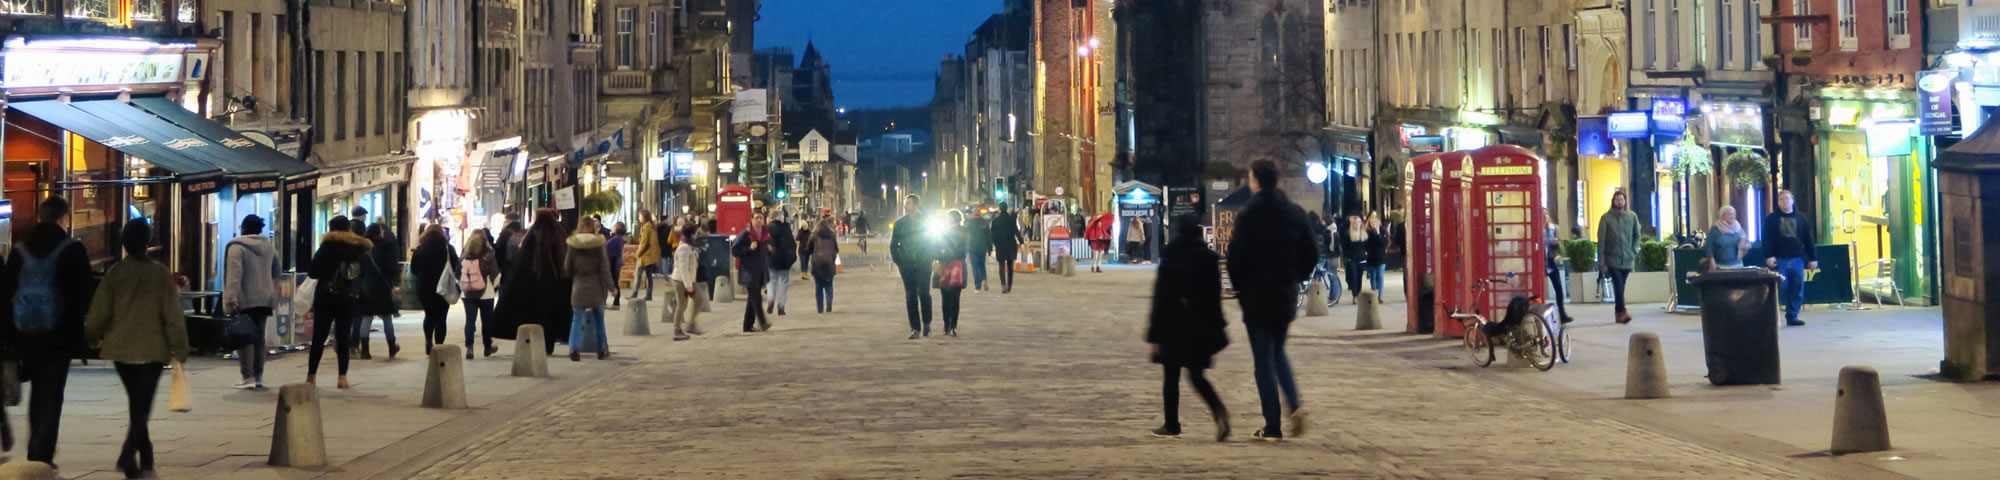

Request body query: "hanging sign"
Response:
[237, 177, 281, 194]
[1608, 111, 1650, 139]
[1577, 117, 1612, 156]
[1918, 70, 1958, 136]
[1409, 136, 1445, 153]
[1651, 98, 1688, 135]
[553, 186, 577, 210]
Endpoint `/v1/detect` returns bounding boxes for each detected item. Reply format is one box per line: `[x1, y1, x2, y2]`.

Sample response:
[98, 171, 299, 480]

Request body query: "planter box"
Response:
[1569, 272, 1604, 303]
[1624, 271, 1672, 304]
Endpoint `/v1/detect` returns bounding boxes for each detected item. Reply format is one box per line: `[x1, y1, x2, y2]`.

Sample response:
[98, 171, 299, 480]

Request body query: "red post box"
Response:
[1457, 145, 1548, 325]
[1403, 152, 1446, 334]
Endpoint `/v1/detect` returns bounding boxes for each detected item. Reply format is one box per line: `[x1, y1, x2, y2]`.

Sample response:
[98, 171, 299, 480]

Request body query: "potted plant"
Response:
[1788, 50, 1813, 67]
[1725, 149, 1770, 188]
[1623, 239, 1676, 304]
[1561, 239, 1603, 303]
[1761, 53, 1784, 70]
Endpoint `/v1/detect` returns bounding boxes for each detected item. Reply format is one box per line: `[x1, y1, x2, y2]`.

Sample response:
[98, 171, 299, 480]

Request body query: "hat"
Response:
[351, 206, 370, 217]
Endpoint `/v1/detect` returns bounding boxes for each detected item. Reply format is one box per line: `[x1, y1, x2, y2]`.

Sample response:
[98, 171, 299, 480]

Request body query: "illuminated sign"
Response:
[1409, 136, 1445, 153]
[1919, 70, 1958, 135]
[2, 50, 185, 88]
[1577, 117, 1612, 156]
[1479, 166, 1534, 176]
[1399, 124, 1428, 148]
[1865, 120, 1916, 157]
[1608, 111, 1650, 139]
[1828, 105, 1861, 126]
[1120, 188, 1156, 205]
[720, 194, 751, 203]
[1650, 98, 1688, 134]
[238, 178, 280, 194]
[717, 161, 736, 173]
[183, 179, 221, 195]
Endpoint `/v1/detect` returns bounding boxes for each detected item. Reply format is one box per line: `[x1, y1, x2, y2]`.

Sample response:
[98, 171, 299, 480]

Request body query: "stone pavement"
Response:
[387, 263, 1820, 479]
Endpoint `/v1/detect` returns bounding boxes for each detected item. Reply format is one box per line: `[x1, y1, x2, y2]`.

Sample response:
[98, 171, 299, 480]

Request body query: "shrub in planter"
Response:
[1639, 240, 1672, 272]
[1560, 239, 1598, 272]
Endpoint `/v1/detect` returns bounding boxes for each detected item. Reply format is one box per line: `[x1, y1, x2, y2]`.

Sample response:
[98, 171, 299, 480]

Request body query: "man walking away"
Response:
[968, 211, 993, 292]
[1763, 190, 1817, 327]
[990, 205, 1024, 294]
[1225, 160, 1318, 442]
[767, 211, 797, 316]
[5, 196, 95, 465]
[891, 195, 935, 339]
[223, 215, 281, 389]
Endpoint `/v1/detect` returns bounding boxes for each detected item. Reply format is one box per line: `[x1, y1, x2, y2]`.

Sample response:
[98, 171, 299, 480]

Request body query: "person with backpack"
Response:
[460, 230, 500, 358]
[306, 216, 394, 389]
[222, 215, 280, 389]
[802, 219, 840, 313]
[766, 209, 797, 316]
[83, 219, 188, 478]
[410, 225, 461, 356]
[3, 196, 95, 465]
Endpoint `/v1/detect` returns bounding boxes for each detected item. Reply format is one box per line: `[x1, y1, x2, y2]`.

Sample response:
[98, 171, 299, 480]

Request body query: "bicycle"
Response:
[1297, 261, 1341, 308]
[1454, 273, 1567, 371]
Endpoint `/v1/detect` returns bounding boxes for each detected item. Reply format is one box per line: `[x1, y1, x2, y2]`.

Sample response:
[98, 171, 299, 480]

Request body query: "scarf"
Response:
[1712, 218, 1742, 235]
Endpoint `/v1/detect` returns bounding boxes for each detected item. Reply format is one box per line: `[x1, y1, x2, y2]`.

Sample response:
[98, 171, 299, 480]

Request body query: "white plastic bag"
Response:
[437, 265, 461, 305]
[292, 278, 318, 310]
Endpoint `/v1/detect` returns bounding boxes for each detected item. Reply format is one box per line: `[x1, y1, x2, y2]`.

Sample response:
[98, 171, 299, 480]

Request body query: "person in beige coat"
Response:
[566, 217, 617, 361]
[84, 219, 189, 478]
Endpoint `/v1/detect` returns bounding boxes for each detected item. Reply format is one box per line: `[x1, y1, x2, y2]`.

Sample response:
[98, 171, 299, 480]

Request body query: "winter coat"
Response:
[632, 222, 661, 267]
[967, 218, 994, 255]
[805, 228, 840, 279]
[767, 220, 799, 270]
[990, 212, 1022, 261]
[1364, 228, 1387, 265]
[1341, 225, 1370, 264]
[671, 243, 701, 286]
[222, 234, 281, 311]
[461, 249, 498, 299]
[606, 232, 628, 273]
[0, 222, 95, 356]
[1147, 235, 1228, 369]
[565, 234, 616, 309]
[1596, 208, 1642, 271]
[890, 212, 929, 269]
[84, 257, 189, 365]
[1224, 190, 1318, 326]
[1761, 210, 1818, 263]
[370, 229, 406, 283]
[308, 231, 395, 316]
[493, 229, 575, 342]
[733, 229, 774, 287]
[410, 240, 462, 302]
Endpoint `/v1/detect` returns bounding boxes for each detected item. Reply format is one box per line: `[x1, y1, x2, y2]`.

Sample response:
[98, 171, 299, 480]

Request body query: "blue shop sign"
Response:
[1651, 98, 1688, 135]
[1608, 111, 1650, 139]
[1577, 116, 1613, 156]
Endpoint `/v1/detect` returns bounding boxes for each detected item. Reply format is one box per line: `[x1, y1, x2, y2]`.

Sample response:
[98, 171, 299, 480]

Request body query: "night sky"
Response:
[754, 0, 999, 109]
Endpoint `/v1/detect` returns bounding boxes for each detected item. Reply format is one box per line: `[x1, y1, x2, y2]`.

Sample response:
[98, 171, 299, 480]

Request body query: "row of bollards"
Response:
[1622, 333, 1891, 454]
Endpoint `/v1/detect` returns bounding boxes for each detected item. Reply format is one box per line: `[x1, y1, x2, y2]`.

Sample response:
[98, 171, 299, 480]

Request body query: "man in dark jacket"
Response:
[1763, 189, 1817, 326]
[2, 197, 95, 464]
[1225, 159, 1318, 443]
[350, 206, 371, 235]
[356, 221, 404, 359]
[890, 195, 934, 338]
[734, 213, 774, 332]
[967, 212, 993, 292]
[765, 210, 797, 316]
[990, 205, 1024, 293]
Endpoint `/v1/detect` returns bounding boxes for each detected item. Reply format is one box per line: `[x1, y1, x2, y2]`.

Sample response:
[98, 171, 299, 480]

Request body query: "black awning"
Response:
[8, 99, 224, 181]
[129, 97, 319, 179]
[67, 99, 279, 179]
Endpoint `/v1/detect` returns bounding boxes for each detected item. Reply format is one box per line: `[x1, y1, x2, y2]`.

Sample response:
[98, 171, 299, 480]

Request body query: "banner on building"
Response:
[1577, 117, 1612, 156]
[1919, 70, 1958, 136]
[732, 89, 768, 124]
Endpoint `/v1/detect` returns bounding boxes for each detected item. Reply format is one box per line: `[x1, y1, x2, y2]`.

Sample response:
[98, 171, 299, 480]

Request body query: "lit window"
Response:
[66, 0, 111, 19]
[0, 0, 47, 15]
[1887, 0, 1911, 49]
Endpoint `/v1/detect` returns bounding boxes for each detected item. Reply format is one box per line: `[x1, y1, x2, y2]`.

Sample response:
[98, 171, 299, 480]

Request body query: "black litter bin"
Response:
[1691, 268, 1783, 385]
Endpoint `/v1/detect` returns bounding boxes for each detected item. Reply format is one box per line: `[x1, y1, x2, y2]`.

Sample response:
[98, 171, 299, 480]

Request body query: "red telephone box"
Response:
[716, 185, 756, 236]
[1403, 152, 1446, 334]
[1456, 145, 1548, 325]
[1431, 152, 1473, 337]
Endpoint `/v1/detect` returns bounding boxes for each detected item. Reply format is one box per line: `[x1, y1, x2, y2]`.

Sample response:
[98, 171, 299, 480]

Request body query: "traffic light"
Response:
[993, 176, 1008, 200]
[773, 172, 788, 199]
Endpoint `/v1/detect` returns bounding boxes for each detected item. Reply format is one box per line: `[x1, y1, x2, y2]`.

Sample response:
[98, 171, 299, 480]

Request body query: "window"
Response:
[650, 10, 665, 68]
[315, 51, 327, 143]
[376, 52, 387, 136]
[393, 52, 404, 134]
[1838, 0, 1857, 51]
[1794, 0, 1812, 50]
[0, 0, 47, 15]
[1564, 24, 1576, 71]
[131, 0, 163, 21]
[1888, 0, 1911, 49]
[336, 52, 348, 141]
[1642, 0, 1657, 68]
[178, 0, 194, 22]
[617, 8, 637, 69]
[1667, 0, 1681, 68]
[1749, 0, 1764, 69]
[66, 0, 111, 19]
[1720, 0, 1734, 68]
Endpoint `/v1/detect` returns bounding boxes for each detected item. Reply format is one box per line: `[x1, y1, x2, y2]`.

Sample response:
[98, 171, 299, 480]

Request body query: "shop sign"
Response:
[1398, 125, 1428, 149]
[1827, 103, 1862, 127]
[1577, 117, 1613, 156]
[1409, 136, 1445, 153]
[525, 165, 547, 183]
[1865, 120, 1916, 157]
[1168, 186, 1200, 220]
[183, 178, 221, 196]
[1120, 205, 1153, 217]
[553, 186, 577, 210]
[1478, 166, 1534, 176]
[718, 161, 736, 174]
[670, 151, 695, 177]
[1335, 140, 1369, 158]
[1650, 98, 1688, 134]
[2, 50, 184, 89]
[732, 89, 768, 124]
[1919, 70, 1958, 136]
[284, 176, 318, 192]
[1608, 111, 1650, 139]
[238, 178, 281, 194]
[316, 163, 408, 197]
[1706, 103, 1765, 147]
[647, 155, 668, 181]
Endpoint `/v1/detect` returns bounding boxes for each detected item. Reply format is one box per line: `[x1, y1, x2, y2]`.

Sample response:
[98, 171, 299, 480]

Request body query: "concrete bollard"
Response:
[422, 344, 468, 409]
[1832, 366, 1892, 454]
[661, 289, 680, 323]
[512, 324, 548, 378]
[624, 299, 651, 335]
[1304, 280, 1330, 317]
[1355, 291, 1381, 330]
[1062, 256, 1077, 277]
[698, 283, 714, 312]
[268, 383, 328, 468]
[0, 461, 57, 480]
[716, 276, 736, 303]
[1624, 333, 1671, 399]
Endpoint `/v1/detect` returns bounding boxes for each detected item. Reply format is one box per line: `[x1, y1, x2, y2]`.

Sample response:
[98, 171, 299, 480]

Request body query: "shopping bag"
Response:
[292, 278, 318, 311]
[437, 265, 461, 305]
[168, 361, 192, 412]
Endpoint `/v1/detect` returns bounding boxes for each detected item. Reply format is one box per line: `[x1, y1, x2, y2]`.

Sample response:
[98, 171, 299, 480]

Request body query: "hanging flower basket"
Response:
[1724, 150, 1770, 188]
[1669, 136, 1712, 178]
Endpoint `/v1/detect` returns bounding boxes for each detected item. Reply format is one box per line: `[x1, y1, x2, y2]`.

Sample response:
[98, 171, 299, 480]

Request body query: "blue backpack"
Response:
[13, 240, 76, 334]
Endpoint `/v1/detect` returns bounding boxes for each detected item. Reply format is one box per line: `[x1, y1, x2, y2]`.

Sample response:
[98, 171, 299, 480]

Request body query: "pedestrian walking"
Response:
[967, 211, 992, 292]
[349, 206, 372, 235]
[1707, 206, 1750, 270]
[629, 212, 661, 301]
[796, 217, 814, 282]
[1341, 215, 1368, 301]
[670, 223, 706, 340]
[1224, 159, 1318, 442]
[1365, 213, 1388, 295]
[1125, 216, 1146, 264]
[891, 195, 935, 339]
[767, 211, 797, 316]
[495, 214, 525, 274]
[935, 211, 969, 336]
[565, 217, 616, 361]
[461, 230, 500, 358]
[222, 214, 280, 389]
[496, 208, 576, 355]
[803, 219, 841, 313]
[1146, 218, 1230, 441]
[1544, 213, 1576, 325]
[606, 222, 627, 308]
[411, 225, 462, 356]
[356, 222, 404, 358]
[307, 216, 394, 389]
[3, 196, 96, 465]
[990, 204, 1024, 294]
[83, 219, 188, 478]
[1086, 213, 1114, 273]
[735, 213, 775, 332]
[1762, 190, 1817, 327]
[1596, 190, 1642, 325]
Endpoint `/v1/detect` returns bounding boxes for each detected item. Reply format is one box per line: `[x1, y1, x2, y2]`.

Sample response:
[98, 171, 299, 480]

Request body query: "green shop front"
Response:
[1810, 87, 1936, 305]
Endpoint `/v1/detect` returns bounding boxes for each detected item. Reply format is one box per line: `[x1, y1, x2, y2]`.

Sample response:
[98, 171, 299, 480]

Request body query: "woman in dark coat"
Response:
[1146, 218, 1230, 441]
[990, 205, 1024, 293]
[355, 222, 405, 358]
[935, 211, 969, 336]
[496, 208, 576, 354]
[409, 225, 461, 356]
[733, 213, 773, 332]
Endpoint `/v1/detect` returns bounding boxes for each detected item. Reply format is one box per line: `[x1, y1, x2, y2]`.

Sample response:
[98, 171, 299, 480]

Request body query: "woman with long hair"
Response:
[496, 208, 576, 354]
[1145, 218, 1229, 441]
[461, 229, 501, 358]
[307, 216, 391, 389]
[84, 219, 189, 477]
[936, 210, 969, 336]
[410, 225, 461, 355]
[356, 222, 404, 358]
[1364, 213, 1387, 296]
[566, 217, 617, 360]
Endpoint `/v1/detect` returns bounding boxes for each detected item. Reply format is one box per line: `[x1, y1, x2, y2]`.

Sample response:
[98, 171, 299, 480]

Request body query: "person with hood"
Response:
[496, 208, 577, 355]
[766, 210, 798, 316]
[565, 217, 617, 361]
[223, 215, 280, 389]
[735, 213, 775, 332]
[1085, 213, 1115, 273]
[495, 215, 525, 274]
[1597, 189, 1642, 325]
[630, 212, 661, 302]
[410, 225, 462, 356]
[990, 205, 1024, 293]
[934, 211, 969, 337]
[1225, 159, 1319, 442]
[967, 211, 993, 292]
[1763, 190, 1817, 327]
[670, 223, 706, 340]
[461, 229, 500, 358]
[1706, 205, 1750, 270]
[891, 195, 934, 338]
[355, 222, 404, 358]
[1146, 218, 1230, 441]
[3, 196, 97, 464]
[802, 219, 841, 313]
[307, 216, 394, 390]
[606, 222, 628, 308]
[84, 219, 189, 478]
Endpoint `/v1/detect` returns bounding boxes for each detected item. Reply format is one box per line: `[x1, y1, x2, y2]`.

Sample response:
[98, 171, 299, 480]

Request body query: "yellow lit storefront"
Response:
[1812, 89, 1932, 305]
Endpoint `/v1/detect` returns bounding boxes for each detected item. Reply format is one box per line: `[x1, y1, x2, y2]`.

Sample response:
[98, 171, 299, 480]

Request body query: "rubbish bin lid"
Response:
[1690, 267, 1782, 284]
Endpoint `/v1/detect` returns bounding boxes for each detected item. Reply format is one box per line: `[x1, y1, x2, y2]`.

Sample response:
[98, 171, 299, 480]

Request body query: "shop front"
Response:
[1811, 87, 1933, 305]
[412, 109, 473, 245]
[467, 136, 523, 235]
[314, 159, 413, 246]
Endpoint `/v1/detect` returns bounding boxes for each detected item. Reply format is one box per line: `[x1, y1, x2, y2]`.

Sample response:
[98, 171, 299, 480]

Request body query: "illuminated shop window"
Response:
[66, 0, 111, 20]
[0, 0, 47, 15]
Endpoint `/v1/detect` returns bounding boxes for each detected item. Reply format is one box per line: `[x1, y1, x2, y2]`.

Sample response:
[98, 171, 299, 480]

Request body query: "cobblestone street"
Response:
[394, 263, 1818, 479]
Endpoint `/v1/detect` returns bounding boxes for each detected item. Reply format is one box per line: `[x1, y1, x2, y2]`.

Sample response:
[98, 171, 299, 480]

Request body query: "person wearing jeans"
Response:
[804, 220, 841, 313]
[410, 225, 460, 356]
[670, 223, 705, 340]
[766, 213, 798, 316]
[565, 217, 618, 360]
[1762, 190, 1818, 326]
[1224, 160, 1318, 441]
[891, 195, 935, 338]
[460, 230, 501, 358]
[85, 218, 189, 477]
[223, 214, 281, 389]
[1596, 190, 1642, 324]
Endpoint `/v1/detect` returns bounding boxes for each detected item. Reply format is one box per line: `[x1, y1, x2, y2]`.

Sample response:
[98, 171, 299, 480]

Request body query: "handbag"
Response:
[438, 263, 462, 305]
[937, 259, 967, 289]
[224, 312, 260, 346]
[292, 278, 318, 311]
[167, 361, 192, 412]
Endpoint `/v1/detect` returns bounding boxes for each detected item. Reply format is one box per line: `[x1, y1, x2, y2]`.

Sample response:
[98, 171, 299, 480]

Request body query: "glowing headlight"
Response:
[927, 217, 950, 237]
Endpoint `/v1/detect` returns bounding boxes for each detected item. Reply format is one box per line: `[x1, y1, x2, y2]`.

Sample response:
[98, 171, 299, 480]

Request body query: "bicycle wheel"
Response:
[1522, 315, 1557, 371]
[1557, 325, 1574, 364]
[1464, 322, 1494, 367]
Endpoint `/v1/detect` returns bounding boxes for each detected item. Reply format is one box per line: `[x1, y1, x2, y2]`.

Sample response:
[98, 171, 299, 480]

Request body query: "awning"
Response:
[8, 99, 224, 181]
[66, 99, 278, 180]
[129, 97, 319, 180]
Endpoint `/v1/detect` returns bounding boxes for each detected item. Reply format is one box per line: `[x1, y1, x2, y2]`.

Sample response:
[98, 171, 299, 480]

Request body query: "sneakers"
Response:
[946, 329, 959, 337]
[674, 331, 691, 341]
[688, 327, 705, 336]
[1786, 318, 1806, 326]
[1251, 428, 1282, 442]
[908, 330, 921, 340]
[1286, 408, 1309, 439]
[1150, 426, 1181, 438]
[233, 379, 257, 390]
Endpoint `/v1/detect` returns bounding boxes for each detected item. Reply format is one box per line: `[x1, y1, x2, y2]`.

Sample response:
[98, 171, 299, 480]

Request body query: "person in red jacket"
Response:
[1085, 213, 1115, 273]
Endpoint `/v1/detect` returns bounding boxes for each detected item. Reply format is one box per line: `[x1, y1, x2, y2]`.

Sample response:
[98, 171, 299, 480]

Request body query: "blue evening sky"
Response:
[754, 0, 1000, 108]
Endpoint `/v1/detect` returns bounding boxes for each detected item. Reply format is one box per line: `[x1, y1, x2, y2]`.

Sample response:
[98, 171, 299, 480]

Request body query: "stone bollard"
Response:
[0, 461, 57, 480]
[1832, 366, 1891, 454]
[716, 276, 736, 303]
[1062, 256, 1077, 277]
[1624, 333, 1671, 399]
[624, 299, 651, 335]
[512, 324, 548, 378]
[661, 289, 680, 323]
[1304, 280, 1330, 317]
[1355, 291, 1381, 330]
[268, 383, 328, 467]
[698, 283, 714, 312]
[422, 344, 468, 409]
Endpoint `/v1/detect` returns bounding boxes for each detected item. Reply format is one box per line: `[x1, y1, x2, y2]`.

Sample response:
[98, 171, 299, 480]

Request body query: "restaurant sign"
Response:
[3, 50, 185, 89]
